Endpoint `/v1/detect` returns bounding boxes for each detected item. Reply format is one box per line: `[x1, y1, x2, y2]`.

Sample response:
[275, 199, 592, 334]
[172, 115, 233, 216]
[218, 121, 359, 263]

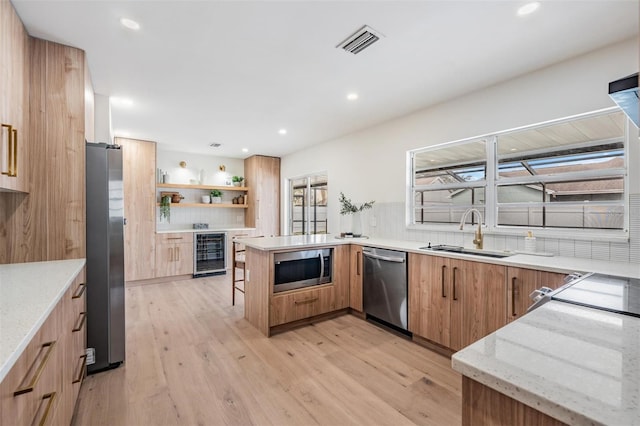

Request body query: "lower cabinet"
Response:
[0, 269, 86, 426]
[349, 245, 363, 312]
[154, 233, 193, 278]
[409, 253, 507, 351]
[507, 267, 567, 322]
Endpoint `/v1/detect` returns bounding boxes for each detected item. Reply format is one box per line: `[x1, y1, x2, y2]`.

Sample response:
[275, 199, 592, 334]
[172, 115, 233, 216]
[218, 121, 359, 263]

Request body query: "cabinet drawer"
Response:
[270, 285, 336, 326]
[0, 312, 61, 425]
[156, 233, 193, 244]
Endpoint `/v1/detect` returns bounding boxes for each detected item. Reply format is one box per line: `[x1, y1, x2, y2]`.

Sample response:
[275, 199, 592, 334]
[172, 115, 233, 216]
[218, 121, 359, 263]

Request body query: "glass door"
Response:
[289, 174, 328, 235]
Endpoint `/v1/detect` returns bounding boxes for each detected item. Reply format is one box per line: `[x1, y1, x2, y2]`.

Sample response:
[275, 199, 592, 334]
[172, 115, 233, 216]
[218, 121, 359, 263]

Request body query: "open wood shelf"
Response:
[158, 202, 248, 209]
[157, 183, 248, 191]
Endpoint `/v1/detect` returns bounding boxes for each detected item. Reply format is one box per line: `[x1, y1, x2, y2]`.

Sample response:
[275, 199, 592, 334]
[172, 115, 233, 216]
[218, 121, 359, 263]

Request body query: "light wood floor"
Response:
[72, 275, 461, 426]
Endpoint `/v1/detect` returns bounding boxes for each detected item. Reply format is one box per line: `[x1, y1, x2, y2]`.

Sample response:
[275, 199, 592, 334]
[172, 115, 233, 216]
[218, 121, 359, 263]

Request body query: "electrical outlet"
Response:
[86, 347, 96, 365]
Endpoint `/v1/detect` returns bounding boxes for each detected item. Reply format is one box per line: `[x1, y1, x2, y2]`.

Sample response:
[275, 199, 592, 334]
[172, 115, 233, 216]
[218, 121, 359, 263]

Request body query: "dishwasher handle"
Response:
[363, 252, 406, 263]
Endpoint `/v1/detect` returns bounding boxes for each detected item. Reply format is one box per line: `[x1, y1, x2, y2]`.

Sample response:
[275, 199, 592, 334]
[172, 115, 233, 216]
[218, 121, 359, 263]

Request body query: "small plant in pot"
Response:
[210, 189, 223, 204]
[232, 176, 244, 187]
[160, 195, 171, 223]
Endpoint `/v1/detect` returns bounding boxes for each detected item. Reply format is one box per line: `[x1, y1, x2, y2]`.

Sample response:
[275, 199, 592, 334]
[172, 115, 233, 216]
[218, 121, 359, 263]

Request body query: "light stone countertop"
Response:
[241, 234, 640, 279]
[452, 301, 640, 425]
[0, 259, 86, 382]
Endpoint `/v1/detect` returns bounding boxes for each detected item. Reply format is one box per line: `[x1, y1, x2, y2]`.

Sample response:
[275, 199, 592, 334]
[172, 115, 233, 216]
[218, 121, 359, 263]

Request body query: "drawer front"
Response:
[270, 285, 336, 326]
[157, 232, 193, 244]
[1, 306, 62, 426]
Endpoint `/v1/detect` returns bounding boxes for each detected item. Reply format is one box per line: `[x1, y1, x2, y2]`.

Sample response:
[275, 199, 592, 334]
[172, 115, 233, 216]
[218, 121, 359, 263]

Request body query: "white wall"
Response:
[281, 37, 640, 263]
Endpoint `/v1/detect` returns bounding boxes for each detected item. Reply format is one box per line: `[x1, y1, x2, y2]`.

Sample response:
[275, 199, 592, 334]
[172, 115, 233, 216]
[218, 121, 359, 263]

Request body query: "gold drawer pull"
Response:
[1, 123, 13, 176]
[14, 341, 56, 396]
[72, 355, 87, 384]
[294, 297, 319, 305]
[11, 127, 17, 177]
[72, 282, 86, 299]
[34, 392, 56, 426]
[72, 312, 87, 332]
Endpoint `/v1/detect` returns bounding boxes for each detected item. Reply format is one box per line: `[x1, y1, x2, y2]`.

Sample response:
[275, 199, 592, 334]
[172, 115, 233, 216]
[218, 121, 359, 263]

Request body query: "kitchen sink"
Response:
[418, 244, 514, 258]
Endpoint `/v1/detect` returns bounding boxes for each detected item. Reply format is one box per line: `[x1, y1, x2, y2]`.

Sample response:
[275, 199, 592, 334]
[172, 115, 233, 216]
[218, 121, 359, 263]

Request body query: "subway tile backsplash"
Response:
[370, 197, 640, 264]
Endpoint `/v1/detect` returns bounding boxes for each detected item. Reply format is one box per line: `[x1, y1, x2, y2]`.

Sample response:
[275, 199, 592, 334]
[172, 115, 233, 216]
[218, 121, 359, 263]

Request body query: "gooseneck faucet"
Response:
[459, 208, 484, 250]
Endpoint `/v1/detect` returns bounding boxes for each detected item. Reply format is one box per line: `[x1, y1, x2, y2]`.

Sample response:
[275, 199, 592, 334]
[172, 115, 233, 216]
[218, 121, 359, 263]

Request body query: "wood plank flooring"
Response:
[72, 275, 461, 426]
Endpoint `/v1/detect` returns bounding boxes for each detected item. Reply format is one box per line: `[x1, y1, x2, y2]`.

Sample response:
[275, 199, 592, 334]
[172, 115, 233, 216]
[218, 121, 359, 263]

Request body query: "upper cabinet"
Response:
[0, 0, 29, 192]
[244, 155, 280, 237]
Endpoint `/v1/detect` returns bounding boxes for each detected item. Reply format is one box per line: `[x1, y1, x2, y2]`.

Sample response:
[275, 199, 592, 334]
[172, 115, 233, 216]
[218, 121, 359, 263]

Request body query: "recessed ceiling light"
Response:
[278, 129, 287, 135]
[510, 148, 518, 151]
[517, 2, 540, 16]
[347, 93, 359, 101]
[120, 18, 140, 30]
[110, 97, 133, 107]
[242, 148, 249, 153]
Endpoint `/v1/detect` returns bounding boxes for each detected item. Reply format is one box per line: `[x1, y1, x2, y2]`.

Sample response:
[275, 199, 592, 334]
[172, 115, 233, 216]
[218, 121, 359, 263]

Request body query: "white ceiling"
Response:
[12, 0, 639, 158]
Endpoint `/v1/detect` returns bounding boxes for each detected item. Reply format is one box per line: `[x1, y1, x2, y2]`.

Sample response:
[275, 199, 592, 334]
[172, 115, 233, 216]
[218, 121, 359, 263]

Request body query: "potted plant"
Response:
[160, 195, 171, 223]
[338, 192, 375, 237]
[210, 189, 223, 203]
[232, 176, 244, 187]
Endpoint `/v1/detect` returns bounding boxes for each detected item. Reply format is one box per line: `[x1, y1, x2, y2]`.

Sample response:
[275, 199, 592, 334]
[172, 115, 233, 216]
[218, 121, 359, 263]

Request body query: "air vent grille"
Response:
[209, 143, 222, 148]
[337, 25, 383, 55]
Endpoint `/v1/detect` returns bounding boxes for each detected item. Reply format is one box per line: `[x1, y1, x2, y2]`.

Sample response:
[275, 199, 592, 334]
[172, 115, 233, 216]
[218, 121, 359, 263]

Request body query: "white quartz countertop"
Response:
[241, 235, 640, 279]
[156, 226, 255, 234]
[452, 301, 640, 425]
[0, 259, 85, 382]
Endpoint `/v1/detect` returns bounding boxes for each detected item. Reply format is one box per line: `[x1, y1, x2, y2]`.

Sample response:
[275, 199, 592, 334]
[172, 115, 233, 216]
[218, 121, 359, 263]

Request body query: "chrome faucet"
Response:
[459, 208, 484, 250]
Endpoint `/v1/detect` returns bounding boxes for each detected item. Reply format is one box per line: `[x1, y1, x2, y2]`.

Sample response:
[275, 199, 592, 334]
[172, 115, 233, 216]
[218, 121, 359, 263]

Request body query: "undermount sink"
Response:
[419, 244, 514, 259]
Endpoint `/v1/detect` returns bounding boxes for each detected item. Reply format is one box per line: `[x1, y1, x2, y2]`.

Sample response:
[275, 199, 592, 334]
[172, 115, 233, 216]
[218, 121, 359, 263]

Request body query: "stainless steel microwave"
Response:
[273, 248, 332, 293]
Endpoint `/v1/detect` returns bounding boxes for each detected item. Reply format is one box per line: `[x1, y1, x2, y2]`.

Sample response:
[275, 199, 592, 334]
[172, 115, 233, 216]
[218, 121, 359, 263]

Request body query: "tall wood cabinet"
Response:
[0, 0, 29, 193]
[0, 35, 91, 264]
[118, 137, 157, 281]
[409, 253, 507, 351]
[244, 155, 280, 237]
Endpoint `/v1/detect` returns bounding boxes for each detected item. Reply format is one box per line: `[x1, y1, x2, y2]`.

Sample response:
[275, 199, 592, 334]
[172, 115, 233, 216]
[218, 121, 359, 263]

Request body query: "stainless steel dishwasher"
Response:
[363, 247, 408, 331]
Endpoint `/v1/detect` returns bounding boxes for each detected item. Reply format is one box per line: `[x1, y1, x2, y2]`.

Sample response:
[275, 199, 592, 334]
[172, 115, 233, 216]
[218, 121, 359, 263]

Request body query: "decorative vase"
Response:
[212, 196, 222, 204]
[340, 214, 353, 236]
[352, 211, 363, 237]
[201, 195, 210, 204]
[233, 181, 241, 187]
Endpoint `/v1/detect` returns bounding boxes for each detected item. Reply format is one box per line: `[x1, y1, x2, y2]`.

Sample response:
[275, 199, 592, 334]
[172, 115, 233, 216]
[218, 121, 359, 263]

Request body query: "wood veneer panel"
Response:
[119, 137, 156, 281]
[462, 377, 566, 426]
[244, 246, 270, 335]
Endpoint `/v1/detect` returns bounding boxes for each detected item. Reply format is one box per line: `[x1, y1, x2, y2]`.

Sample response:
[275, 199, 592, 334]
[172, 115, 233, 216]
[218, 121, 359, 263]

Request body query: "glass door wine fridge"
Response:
[194, 232, 226, 276]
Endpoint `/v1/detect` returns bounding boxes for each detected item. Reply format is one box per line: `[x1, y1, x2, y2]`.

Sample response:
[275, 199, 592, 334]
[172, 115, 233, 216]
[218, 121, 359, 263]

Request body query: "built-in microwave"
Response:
[273, 248, 332, 293]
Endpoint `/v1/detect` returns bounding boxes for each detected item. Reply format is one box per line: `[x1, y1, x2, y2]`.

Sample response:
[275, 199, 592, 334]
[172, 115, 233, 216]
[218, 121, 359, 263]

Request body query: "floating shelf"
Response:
[157, 183, 248, 191]
[158, 202, 248, 209]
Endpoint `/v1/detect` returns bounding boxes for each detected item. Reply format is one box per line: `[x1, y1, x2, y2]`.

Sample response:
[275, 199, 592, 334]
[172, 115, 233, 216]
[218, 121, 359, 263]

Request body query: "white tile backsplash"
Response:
[371, 200, 638, 264]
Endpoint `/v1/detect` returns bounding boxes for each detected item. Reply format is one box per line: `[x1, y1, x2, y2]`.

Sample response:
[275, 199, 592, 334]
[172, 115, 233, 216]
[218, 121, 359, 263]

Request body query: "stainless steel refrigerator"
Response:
[85, 142, 125, 374]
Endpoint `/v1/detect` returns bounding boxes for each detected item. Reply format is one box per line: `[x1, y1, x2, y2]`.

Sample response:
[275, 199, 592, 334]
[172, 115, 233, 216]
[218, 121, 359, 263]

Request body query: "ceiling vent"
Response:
[209, 143, 222, 148]
[336, 25, 384, 55]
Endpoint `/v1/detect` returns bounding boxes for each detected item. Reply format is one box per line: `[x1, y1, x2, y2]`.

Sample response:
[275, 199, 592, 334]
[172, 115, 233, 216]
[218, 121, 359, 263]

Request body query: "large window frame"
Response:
[407, 108, 631, 240]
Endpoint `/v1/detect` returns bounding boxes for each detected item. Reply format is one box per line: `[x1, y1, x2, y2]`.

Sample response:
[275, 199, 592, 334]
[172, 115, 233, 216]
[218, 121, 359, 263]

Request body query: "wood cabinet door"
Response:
[507, 268, 567, 322]
[174, 242, 194, 276]
[0, 0, 28, 193]
[450, 259, 507, 351]
[408, 253, 451, 347]
[120, 138, 156, 281]
[154, 241, 174, 278]
[349, 245, 364, 312]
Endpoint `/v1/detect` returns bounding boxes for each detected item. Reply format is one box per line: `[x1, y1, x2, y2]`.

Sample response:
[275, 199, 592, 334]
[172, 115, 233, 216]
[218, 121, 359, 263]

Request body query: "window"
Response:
[289, 174, 328, 235]
[412, 139, 487, 225]
[409, 109, 629, 233]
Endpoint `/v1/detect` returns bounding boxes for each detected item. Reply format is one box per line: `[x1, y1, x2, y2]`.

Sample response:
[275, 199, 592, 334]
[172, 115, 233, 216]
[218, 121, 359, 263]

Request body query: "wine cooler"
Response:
[194, 232, 226, 276]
